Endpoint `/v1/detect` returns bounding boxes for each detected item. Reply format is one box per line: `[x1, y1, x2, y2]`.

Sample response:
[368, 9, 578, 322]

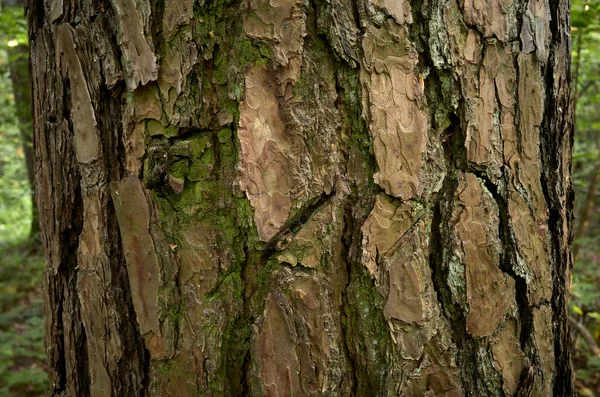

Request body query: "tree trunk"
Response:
[573, 155, 599, 262]
[27, 0, 574, 395]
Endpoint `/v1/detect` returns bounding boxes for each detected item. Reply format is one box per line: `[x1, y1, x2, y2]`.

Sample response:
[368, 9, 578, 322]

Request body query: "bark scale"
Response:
[27, 0, 574, 395]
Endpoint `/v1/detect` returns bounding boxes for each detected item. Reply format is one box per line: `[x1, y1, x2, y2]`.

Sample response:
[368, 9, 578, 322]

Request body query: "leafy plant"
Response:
[0, 243, 47, 396]
[0, 5, 46, 395]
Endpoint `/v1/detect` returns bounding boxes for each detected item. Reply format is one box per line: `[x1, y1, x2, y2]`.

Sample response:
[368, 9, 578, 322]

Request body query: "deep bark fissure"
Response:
[62, 182, 90, 396]
[112, 222, 151, 395]
[48, 281, 67, 394]
[141, 340, 151, 396]
[541, 1, 574, 395]
[452, 80, 537, 361]
[481, 177, 534, 336]
[240, 238, 253, 396]
[237, 190, 336, 392]
[104, 85, 152, 394]
[426, 63, 507, 395]
[344, 201, 393, 395]
[427, 170, 504, 397]
[410, 5, 491, 392]
[428, 172, 458, 324]
[414, 0, 460, 322]
[339, 196, 359, 396]
[325, 14, 396, 390]
[47, 76, 89, 395]
[150, 0, 166, 49]
[325, 15, 386, 388]
[260, 191, 335, 253]
[426, 136, 493, 395]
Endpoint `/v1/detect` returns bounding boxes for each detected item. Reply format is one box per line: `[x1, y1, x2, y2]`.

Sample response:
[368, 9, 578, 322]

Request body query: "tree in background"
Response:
[0, 2, 37, 241]
[0, 3, 47, 396]
[8, 42, 37, 238]
[27, 0, 573, 395]
[569, 0, 600, 394]
[0, 3, 34, 241]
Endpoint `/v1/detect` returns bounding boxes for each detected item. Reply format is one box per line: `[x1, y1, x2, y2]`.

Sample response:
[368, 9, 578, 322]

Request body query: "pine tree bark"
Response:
[27, 0, 574, 395]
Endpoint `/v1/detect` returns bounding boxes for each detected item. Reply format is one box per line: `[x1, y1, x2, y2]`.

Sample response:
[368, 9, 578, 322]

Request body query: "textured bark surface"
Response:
[27, 0, 574, 395]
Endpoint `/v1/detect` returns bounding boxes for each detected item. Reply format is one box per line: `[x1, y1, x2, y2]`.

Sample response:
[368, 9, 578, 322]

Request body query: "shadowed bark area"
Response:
[27, 0, 573, 395]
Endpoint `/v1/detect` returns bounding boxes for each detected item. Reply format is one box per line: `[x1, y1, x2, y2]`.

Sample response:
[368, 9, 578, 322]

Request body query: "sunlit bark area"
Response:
[27, 0, 573, 395]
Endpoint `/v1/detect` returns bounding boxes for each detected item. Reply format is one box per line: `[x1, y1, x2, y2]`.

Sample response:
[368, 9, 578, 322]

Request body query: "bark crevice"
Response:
[339, 196, 359, 396]
[540, 0, 575, 394]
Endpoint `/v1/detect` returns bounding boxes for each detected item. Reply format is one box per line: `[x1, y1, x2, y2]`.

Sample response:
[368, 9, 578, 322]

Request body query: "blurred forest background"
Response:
[0, 1, 597, 396]
[569, 1, 600, 394]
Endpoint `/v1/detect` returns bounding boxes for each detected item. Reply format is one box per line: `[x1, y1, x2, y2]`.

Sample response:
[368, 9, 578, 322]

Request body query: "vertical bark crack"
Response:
[540, 0, 574, 394]
[340, 197, 359, 396]
[62, 180, 90, 395]
[240, 239, 253, 396]
[479, 176, 534, 348]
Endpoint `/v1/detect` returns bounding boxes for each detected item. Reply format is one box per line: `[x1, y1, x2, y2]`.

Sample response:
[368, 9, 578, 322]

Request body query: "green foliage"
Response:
[570, 2, 600, 300]
[0, 6, 26, 46]
[0, 6, 27, 69]
[0, 46, 31, 246]
[0, 243, 47, 396]
[570, 1, 600, 394]
[571, 0, 600, 295]
[0, 6, 46, 395]
[572, 0, 600, 145]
